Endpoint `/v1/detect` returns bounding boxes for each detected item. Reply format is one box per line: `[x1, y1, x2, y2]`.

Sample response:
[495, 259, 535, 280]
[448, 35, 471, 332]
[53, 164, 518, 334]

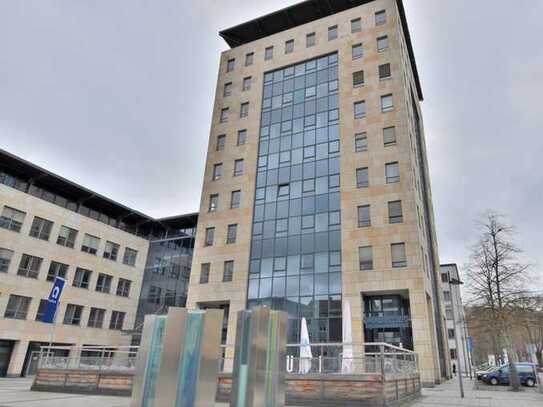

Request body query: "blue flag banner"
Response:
[42, 277, 66, 323]
[467, 336, 473, 353]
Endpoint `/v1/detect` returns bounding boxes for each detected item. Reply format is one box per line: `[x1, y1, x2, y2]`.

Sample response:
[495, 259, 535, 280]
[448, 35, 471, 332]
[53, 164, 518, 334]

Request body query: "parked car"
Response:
[476, 365, 500, 380]
[480, 363, 538, 387]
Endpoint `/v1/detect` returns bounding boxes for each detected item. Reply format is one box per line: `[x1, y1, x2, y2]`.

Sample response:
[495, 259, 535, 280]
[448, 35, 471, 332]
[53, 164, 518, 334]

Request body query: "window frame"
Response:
[328, 25, 338, 41]
[356, 167, 369, 188]
[357, 205, 371, 228]
[29, 216, 53, 241]
[223, 260, 234, 282]
[355, 132, 368, 152]
[391, 242, 407, 268]
[359, 246, 373, 270]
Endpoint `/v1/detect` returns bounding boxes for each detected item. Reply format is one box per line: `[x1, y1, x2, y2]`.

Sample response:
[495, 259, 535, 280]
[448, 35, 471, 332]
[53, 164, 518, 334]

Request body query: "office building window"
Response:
[109, 311, 125, 330]
[46, 261, 68, 282]
[234, 159, 244, 176]
[355, 132, 368, 152]
[96, 273, 112, 293]
[358, 205, 371, 227]
[377, 35, 389, 52]
[446, 308, 454, 320]
[200, 263, 210, 284]
[57, 225, 77, 248]
[243, 76, 252, 91]
[223, 260, 234, 282]
[285, 39, 294, 54]
[237, 129, 247, 146]
[103, 241, 119, 261]
[245, 52, 253, 66]
[386, 162, 400, 183]
[116, 278, 131, 297]
[81, 234, 100, 255]
[0, 206, 26, 232]
[35, 299, 48, 321]
[4, 294, 31, 319]
[450, 348, 457, 359]
[375, 10, 386, 26]
[391, 243, 407, 267]
[359, 246, 373, 270]
[216, 134, 226, 151]
[448, 329, 455, 339]
[328, 25, 338, 40]
[353, 70, 364, 87]
[220, 108, 229, 123]
[29, 216, 53, 241]
[352, 43, 363, 59]
[209, 194, 219, 212]
[223, 82, 232, 97]
[240, 102, 249, 118]
[379, 63, 391, 80]
[388, 201, 403, 224]
[383, 126, 396, 146]
[0, 248, 13, 273]
[226, 58, 235, 72]
[306, 32, 316, 47]
[444, 291, 452, 301]
[351, 18, 362, 33]
[381, 94, 394, 112]
[204, 227, 215, 246]
[123, 247, 138, 266]
[231, 190, 241, 209]
[88, 307, 105, 328]
[226, 224, 237, 244]
[212, 163, 223, 180]
[73, 267, 92, 289]
[354, 100, 366, 118]
[265, 46, 274, 60]
[63, 304, 83, 326]
[356, 167, 369, 188]
[17, 254, 42, 279]
[147, 285, 161, 304]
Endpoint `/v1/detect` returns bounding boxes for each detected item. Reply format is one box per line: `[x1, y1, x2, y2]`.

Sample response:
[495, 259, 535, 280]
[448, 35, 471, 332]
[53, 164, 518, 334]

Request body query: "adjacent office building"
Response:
[441, 263, 470, 374]
[187, 0, 450, 384]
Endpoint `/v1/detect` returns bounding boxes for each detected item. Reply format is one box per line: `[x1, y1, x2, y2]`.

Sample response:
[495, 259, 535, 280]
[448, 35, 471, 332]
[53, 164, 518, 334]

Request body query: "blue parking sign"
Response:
[42, 277, 66, 323]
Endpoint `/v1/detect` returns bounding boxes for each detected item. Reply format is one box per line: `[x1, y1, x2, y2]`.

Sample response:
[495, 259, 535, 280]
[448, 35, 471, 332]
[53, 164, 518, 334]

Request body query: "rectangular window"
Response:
[216, 134, 226, 151]
[147, 285, 161, 304]
[123, 247, 138, 266]
[375, 10, 386, 26]
[109, 311, 125, 330]
[73, 267, 92, 289]
[220, 108, 229, 123]
[223, 260, 234, 282]
[354, 101, 366, 119]
[103, 241, 119, 261]
[46, 261, 68, 282]
[265, 46, 274, 60]
[444, 291, 452, 301]
[388, 201, 403, 224]
[29, 216, 53, 241]
[0, 248, 14, 273]
[353, 70, 364, 87]
[285, 39, 294, 54]
[328, 25, 338, 40]
[359, 246, 373, 270]
[448, 329, 455, 339]
[212, 163, 223, 180]
[446, 308, 453, 320]
[226, 58, 235, 72]
[243, 76, 252, 91]
[200, 263, 210, 284]
[306, 32, 316, 47]
[240, 102, 249, 118]
[234, 159, 244, 176]
[355, 133, 367, 152]
[63, 304, 83, 326]
[17, 254, 42, 279]
[35, 299, 48, 321]
[223, 82, 232, 97]
[81, 233, 100, 255]
[204, 227, 215, 246]
[351, 18, 362, 33]
[96, 273, 112, 293]
[386, 162, 400, 183]
[381, 94, 394, 112]
[116, 278, 131, 297]
[88, 307, 105, 328]
[391, 243, 407, 267]
[352, 43, 363, 59]
[226, 224, 237, 244]
[57, 225, 77, 248]
[377, 35, 389, 52]
[245, 52, 253, 66]
[358, 205, 371, 227]
[383, 126, 396, 146]
[278, 183, 290, 196]
[237, 129, 247, 146]
[4, 294, 31, 319]
[0, 206, 26, 232]
[209, 194, 219, 212]
[356, 167, 369, 188]
[231, 190, 241, 209]
[379, 63, 391, 80]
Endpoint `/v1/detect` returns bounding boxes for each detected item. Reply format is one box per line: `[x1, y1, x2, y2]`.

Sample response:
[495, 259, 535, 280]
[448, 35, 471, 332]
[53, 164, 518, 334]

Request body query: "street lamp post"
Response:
[449, 278, 464, 398]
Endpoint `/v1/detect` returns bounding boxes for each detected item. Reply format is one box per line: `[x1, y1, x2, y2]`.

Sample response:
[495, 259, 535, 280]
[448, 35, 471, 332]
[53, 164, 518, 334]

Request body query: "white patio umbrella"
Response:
[341, 300, 354, 374]
[299, 317, 312, 374]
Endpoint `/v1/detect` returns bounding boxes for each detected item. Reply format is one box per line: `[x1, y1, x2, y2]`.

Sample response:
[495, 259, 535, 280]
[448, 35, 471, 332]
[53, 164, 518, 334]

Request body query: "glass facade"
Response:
[247, 53, 342, 344]
[363, 295, 413, 349]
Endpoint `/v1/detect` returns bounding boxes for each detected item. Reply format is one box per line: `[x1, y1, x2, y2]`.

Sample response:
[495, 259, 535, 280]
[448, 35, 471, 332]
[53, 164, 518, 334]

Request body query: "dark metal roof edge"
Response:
[156, 212, 199, 223]
[440, 263, 458, 268]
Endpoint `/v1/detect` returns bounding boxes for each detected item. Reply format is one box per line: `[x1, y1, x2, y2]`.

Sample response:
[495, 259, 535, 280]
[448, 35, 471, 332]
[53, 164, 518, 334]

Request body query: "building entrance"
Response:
[0, 340, 14, 377]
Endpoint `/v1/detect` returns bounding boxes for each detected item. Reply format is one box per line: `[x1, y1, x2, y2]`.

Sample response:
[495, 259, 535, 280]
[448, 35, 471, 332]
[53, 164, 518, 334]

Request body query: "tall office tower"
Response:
[187, 0, 449, 384]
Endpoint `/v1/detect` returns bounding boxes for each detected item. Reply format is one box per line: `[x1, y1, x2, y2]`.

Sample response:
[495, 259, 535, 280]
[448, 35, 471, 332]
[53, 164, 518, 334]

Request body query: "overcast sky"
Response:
[0, 0, 542, 283]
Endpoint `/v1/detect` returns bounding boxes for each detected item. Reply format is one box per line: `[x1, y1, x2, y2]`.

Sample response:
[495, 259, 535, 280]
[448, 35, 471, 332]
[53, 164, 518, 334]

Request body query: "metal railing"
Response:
[38, 345, 138, 372]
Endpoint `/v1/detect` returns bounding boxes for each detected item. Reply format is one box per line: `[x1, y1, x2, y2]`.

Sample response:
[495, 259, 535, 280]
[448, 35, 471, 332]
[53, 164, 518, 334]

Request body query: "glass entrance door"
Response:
[0, 341, 14, 377]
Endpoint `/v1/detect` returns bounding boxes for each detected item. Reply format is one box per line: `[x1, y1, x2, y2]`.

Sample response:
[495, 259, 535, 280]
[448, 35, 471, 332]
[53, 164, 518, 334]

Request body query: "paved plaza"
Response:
[0, 377, 542, 407]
